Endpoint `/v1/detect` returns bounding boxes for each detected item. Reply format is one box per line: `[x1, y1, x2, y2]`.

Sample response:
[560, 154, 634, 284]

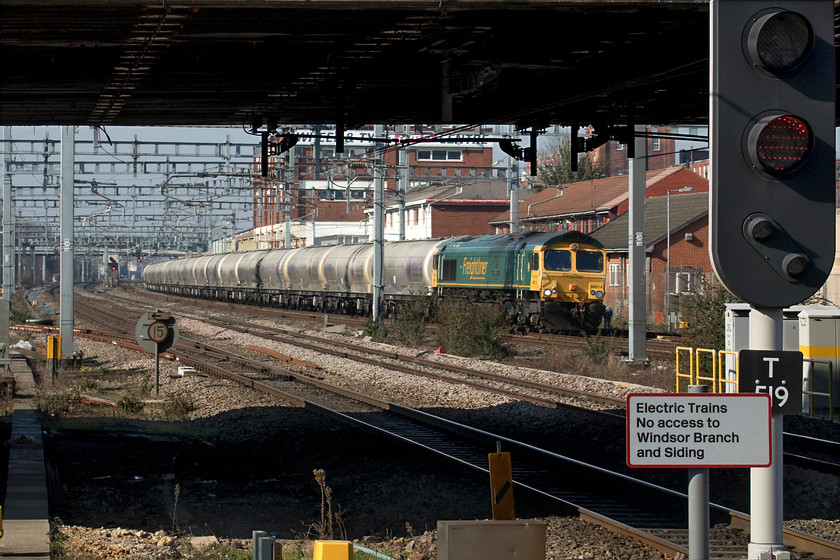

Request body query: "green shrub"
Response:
[36, 388, 79, 417]
[582, 332, 615, 365]
[393, 296, 429, 345]
[162, 392, 197, 420]
[363, 319, 385, 343]
[681, 274, 739, 351]
[77, 377, 100, 391]
[436, 299, 507, 359]
[116, 392, 144, 413]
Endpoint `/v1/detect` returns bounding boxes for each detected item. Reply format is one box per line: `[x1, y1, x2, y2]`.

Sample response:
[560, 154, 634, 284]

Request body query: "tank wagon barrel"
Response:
[144, 232, 607, 333]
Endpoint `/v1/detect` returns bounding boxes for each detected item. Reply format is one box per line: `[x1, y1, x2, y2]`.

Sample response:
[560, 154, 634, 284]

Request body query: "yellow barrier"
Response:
[675, 347, 739, 393]
[675, 347, 694, 393]
[718, 350, 739, 393]
[695, 348, 718, 392]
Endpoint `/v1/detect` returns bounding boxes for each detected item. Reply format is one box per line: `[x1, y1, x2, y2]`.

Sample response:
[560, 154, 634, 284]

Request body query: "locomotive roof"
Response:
[438, 230, 603, 251]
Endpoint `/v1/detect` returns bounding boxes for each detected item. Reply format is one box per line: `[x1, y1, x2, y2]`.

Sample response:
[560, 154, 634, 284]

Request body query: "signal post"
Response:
[710, 1, 835, 559]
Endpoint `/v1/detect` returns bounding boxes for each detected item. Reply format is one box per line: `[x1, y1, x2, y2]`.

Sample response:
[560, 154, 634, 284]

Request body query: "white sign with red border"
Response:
[627, 393, 772, 468]
[147, 320, 170, 344]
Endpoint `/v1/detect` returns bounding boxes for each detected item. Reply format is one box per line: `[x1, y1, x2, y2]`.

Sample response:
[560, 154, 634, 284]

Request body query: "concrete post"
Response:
[748, 306, 788, 560]
[59, 126, 75, 357]
[688, 384, 710, 560]
[628, 126, 646, 361]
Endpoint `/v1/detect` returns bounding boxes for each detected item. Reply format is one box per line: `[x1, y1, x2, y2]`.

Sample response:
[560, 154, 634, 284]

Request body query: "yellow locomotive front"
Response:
[532, 235, 607, 332]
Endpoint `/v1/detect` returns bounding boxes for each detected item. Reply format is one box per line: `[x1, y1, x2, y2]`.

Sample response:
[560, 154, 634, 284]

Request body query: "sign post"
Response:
[628, 392, 772, 559]
[135, 311, 178, 396]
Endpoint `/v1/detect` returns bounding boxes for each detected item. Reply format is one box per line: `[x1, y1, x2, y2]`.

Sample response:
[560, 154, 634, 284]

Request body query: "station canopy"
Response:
[0, 0, 724, 129]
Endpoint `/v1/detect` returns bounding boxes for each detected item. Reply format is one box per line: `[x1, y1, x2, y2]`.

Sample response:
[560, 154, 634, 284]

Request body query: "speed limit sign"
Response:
[135, 311, 178, 353]
[134, 310, 179, 397]
[147, 321, 170, 344]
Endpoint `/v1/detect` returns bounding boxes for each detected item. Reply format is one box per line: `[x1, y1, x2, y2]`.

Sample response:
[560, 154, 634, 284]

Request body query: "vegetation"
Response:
[162, 391, 197, 420]
[177, 541, 252, 560]
[116, 392, 144, 413]
[36, 387, 80, 417]
[10, 288, 33, 324]
[581, 331, 616, 364]
[680, 273, 739, 351]
[436, 299, 508, 359]
[363, 319, 386, 343]
[533, 133, 604, 190]
[392, 296, 430, 346]
[306, 469, 345, 541]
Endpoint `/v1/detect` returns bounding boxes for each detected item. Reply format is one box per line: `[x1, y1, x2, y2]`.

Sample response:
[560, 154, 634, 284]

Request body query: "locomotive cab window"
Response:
[543, 250, 572, 271]
[441, 259, 457, 282]
[576, 250, 604, 273]
[529, 253, 539, 271]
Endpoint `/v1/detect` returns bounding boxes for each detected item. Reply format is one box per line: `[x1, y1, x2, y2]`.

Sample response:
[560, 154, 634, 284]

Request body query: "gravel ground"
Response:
[14, 288, 840, 559]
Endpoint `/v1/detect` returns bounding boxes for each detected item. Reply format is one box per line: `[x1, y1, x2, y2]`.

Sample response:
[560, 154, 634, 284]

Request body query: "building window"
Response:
[615, 142, 624, 151]
[669, 270, 697, 294]
[416, 149, 462, 161]
[609, 263, 620, 286]
[318, 189, 346, 200]
[651, 137, 661, 151]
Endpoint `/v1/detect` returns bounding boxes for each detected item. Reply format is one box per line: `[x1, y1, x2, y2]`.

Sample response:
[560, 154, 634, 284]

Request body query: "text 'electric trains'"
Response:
[144, 231, 607, 332]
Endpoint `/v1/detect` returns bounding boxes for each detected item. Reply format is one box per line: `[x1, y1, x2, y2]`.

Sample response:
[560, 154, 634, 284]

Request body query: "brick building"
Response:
[380, 179, 524, 240]
[490, 165, 708, 235]
[588, 126, 677, 177]
[590, 191, 711, 328]
[251, 126, 502, 246]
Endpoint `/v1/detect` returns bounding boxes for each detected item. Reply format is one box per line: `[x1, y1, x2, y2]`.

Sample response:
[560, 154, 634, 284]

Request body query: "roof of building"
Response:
[489, 166, 697, 224]
[589, 191, 709, 251]
[397, 178, 525, 207]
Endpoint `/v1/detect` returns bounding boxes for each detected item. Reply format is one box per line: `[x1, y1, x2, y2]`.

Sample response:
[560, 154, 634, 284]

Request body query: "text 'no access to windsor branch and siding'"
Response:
[626, 394, 772, 469]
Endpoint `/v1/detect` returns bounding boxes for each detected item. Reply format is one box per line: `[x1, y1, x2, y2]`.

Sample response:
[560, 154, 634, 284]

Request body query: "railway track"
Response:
[62, 306, 840, 559]
[19, 292, 840, 558]
[25, 293, 840, 476]
[511, 331, 680, 362]
[123, 283, 682, 362]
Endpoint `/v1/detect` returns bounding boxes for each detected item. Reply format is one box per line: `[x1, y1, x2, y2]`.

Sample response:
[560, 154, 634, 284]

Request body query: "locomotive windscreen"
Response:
[544, 250, 572, 271]
[576, 250, 604, 273]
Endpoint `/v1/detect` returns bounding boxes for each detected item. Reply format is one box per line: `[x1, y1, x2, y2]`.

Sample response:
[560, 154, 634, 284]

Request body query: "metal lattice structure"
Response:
[2, 127, 261, 261]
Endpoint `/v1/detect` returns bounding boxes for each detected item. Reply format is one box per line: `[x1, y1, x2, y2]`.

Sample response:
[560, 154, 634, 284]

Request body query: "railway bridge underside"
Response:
[0, 1, 722, 128]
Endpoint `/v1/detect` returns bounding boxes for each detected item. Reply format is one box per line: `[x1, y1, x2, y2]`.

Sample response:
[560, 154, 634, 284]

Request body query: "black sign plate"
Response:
[738, 350, 803, 415]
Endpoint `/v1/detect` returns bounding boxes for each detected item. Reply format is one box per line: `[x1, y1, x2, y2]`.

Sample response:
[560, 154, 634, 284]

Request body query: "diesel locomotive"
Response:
[143, 231, 607, 332]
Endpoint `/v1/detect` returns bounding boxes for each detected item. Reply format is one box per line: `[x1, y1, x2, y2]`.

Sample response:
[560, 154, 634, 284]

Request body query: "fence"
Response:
[674, 347, 835, 421]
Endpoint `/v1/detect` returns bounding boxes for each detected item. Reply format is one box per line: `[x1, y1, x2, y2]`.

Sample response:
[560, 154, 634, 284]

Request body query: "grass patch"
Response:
[177, 541, 252, 560]
[161, 392, 198, 420]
